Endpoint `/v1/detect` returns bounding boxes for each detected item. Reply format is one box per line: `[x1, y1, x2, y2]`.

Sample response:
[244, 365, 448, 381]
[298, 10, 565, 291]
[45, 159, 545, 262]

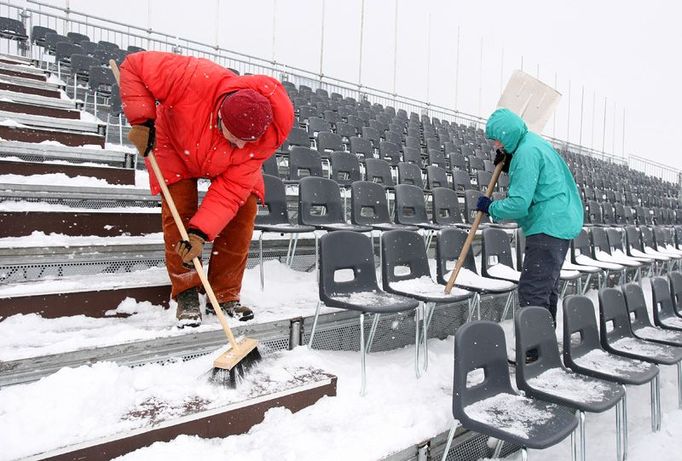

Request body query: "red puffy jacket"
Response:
[119, 51, 294, 240]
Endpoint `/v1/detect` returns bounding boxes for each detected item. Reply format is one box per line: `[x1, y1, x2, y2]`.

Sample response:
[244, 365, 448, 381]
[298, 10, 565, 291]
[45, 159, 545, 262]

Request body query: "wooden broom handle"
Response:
[444, 161, 505, 294]
[109, 60, 239, 349]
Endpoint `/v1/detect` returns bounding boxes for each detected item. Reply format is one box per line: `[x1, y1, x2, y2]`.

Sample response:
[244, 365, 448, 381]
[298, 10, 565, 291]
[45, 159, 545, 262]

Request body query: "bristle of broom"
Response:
[208, 347, 262, 388]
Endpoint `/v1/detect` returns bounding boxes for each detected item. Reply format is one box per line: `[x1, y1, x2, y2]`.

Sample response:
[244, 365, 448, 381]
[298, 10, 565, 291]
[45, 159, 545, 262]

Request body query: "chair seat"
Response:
[388, 276, 473, 303]
[560, 269, 581, 280]
[575, 254, 623, 270]
[325, 290, 419, 313]
[563, 260, 600, 273]
[525, 367, 624, 413]
[461, 392, 578, 449]
[633, 326, 682, 345]
[608, 336, 682, 365]
[659, 315, 682, 330]
[444, 268, 516, 293]
[643, 247, 671, 261]
[486, 264, 520, 282]
[319, 223, 373, 232]
[371, 222, 419, 232]
[628, 248, 656, 262]
[612, 249, 652, 264]
[255, 223, 316, 233]
[594, 250, 641, 267]
[571, 349, 659, 385]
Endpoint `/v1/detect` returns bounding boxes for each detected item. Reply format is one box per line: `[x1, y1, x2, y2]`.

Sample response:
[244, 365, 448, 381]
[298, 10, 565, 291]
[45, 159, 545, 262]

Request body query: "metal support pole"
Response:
[602, 96, 608, 153]
[426, 12, 431, 103]
[454, 25, 460, 109]
[578, 85, 585, 147]
[289, 317, 303, 349]
[392, 0, 398, 95]
[567, 80, 572, 144]
[357, 0, 365, 85]
[318, 0, 326, 79]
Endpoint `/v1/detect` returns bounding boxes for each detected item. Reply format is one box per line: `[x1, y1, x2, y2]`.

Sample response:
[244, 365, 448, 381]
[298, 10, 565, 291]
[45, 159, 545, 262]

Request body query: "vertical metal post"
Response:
[499, 47, 504, 94]
[357, 0, 365, 85]
[567, 80, 571, 144]
[289, 317, 303, 349]
[602, 96, 608, 153]
[426, 12, 431, 102]
[214, 0, 220, 48]
[392, 0, 399, 95]
[578, 85, 585, 148]
[146, 0, 152, 49]
[478, 37, 483, 116]
[612, 101, 617, 154]
[454, 25, 460, 109]
[272, 0, 277, 62]
[319, 0, 326, 79]
[591, 90, 596, 150]
[622, 107, 626, 157]
[553, 72, 557, 137]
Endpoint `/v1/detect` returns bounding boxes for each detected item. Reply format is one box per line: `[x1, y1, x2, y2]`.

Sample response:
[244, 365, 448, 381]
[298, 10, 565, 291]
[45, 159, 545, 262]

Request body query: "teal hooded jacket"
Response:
[485, 108, 584, 239]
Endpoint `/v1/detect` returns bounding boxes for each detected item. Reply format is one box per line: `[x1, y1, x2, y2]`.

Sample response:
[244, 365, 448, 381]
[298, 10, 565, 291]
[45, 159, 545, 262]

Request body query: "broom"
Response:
[444, 161, 504, 294]
[110, 60, 261, 387]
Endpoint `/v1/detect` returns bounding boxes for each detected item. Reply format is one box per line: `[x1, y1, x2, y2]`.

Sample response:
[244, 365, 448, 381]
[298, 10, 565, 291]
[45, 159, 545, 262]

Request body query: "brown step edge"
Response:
[0, 81, 60, 98]
[0, 67, 46, 82]
[0, 160, 135, 185]
[30, 370, 337, 461]
[0, 285, 171, 318]
[0, 100, 80, 119]
[0, 125, 104, 147]
[0, 211, 160, 237]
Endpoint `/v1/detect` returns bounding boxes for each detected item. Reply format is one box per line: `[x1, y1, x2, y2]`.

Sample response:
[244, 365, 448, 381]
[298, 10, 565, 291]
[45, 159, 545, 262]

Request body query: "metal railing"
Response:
[2, 0, 679, 186]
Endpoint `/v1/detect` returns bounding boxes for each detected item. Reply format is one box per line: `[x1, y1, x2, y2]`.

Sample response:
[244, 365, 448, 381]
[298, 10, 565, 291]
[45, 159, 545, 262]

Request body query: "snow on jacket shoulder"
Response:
[119, 51, 294, 240]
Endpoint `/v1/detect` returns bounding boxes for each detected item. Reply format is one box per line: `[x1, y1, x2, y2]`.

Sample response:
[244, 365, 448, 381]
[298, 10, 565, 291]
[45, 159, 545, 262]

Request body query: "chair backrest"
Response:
[97, 40, 119, 51]
[624, 225, 643, 252]
[563, 295, 606, 368]
[481, 228, 515, 276]
[464, 190, 490, 225]
[606, 228, 625, 253]
[427, 149, 446, 169]
[362, 126, 381, 147]
[66, 31, 90, 44]
[318, 231, 380, 302]
[468, 155, 485, 172]
[79, 40, 99, 55]
[397, 162, 424, 189]
[44, 32, 70, 51]
[598, 287, 634, 345]
[364, 158, 394, 187]
[298, 176, 344, 226]
[70, 54, 100, 76]
[587, 200, 604, 225]
[453, 321, 514, 413]
[515, 306, 565, 384]
[651, 276, 680, 323]
[476, 171, 493, 193]
[350, 181, 392, 226]
[31, 25, 56, 45]
[668, 272, 682, 314]
[317, 131, 343, 153]
[640, 226, 656, 250]
[336, 121, 357, 140]
[0, 17, 26, 40]
[286, 127, 310, 148]
[330, 151, 361, 186]
[55, 41, 81, 62]
[590, 227, 611, 255]
[571, 229, 593, 260]
[109, 84, 122, 116]
[379, 141, 401, 166]
[432, 187, 464, 227]
[288, 146, 323, 180]
[381, 229, 431, 288]
[350, 136, 373, 159]
[262, 155, 279, 177]
[622, 282, 655, 330]
[653, 227, 668, 250]
[127, 45, 145, 53]
[394, 184, 429, 225]
[435, 227, 478, 285]
[451, 169, 473, 192]
[256, 174, 290, 225]
[602, 202, 615, 225]
[425, 165, 448, 190]
[448, 152, 466, 170]
[88, 66, 116, 92]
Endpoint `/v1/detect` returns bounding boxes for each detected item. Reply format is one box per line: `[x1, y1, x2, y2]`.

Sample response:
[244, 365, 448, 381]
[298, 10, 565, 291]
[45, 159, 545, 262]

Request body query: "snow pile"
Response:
[633, 326, 682, 342]
[331, 290, 408, 307]
[573, 349, 651, 375]
[528, 368, 612, 403]
[660, 316, 682, 329]
[389, 276, 471, 299]
[610, 337, 676, 360]
[465, 393, 554, 439]
[486, 264, 520, 282]
[444, 267, 516, 291]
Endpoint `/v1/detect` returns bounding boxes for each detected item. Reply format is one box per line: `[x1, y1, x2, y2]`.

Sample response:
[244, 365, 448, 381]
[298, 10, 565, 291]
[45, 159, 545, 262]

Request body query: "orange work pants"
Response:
[161, 178, 257, 302]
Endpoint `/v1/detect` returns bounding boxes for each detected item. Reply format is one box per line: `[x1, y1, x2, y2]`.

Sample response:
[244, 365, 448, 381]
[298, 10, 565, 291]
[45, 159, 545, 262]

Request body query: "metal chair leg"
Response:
[492, 439, 504, 458]
[440, 425, 457, 461]
[360, 313, 367, 396]
[622, 386, 628, 461]
[616, 397, 624, 461]
[307, 300, 322, 349]
[579, 410, 586, 461]
[521, 447, 528, 461]
[259, 231, 264, 291]
[571, 427, 578, 461]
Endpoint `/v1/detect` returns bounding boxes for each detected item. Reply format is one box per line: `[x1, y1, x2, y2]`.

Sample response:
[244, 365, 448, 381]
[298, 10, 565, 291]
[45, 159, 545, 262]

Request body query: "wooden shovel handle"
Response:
[444, 161, 505, 294]
[109, 60, 239, 348]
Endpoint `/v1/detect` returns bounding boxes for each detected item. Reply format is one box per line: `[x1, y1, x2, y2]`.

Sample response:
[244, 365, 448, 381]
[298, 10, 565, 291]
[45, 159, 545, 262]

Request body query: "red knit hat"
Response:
[219, 89, 273, 141]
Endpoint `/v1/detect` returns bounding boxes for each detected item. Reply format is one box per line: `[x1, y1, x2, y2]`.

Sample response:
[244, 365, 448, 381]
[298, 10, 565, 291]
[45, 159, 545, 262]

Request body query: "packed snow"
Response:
[464, 393, 555, 439]
[486, 264, 521, 282]
[527, 367, 614, 404]
[573, 349, 652, 375]
[444, 267, 516, 291]
[389, 275, 472, 299]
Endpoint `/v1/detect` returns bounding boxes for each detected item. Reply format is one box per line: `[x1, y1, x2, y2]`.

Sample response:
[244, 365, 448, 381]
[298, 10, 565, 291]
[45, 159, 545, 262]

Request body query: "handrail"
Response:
[4, 0, 679, 185]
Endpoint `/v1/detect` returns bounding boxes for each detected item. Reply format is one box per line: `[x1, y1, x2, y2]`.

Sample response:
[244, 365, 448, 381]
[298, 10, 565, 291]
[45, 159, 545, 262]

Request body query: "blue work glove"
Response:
[476, 196, 492, 214]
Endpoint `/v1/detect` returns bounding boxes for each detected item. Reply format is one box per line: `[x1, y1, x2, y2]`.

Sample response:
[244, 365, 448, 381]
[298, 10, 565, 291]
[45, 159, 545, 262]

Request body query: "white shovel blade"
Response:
[497, 70, 561, 133]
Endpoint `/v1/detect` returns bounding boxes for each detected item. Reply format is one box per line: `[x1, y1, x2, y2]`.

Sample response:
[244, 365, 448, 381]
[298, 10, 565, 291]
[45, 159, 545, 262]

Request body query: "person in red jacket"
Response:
[120, 51, 294, 327]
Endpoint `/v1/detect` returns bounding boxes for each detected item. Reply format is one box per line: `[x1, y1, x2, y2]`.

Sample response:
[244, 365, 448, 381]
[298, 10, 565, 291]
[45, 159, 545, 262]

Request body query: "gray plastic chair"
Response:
[651, 276, 682, 330]
[310, 231, 419, 395]
[667, 272, 682, 317]
[329, 151, 361, 187]
[563, 294, 659, 439]
[364, 158, 394, 188]
[286, 147, 323, 183]
[441, 320, 578, 461]
[254, 175, 315, 290]
[481, 228, 519, 282]
[381, 230, 473, 376]
[625, 280, 682, 343]
[516, 306, 625, 461]
[425, 165, 448, 190]
[298, 176, 371, 233]
[431, 187, 466, 228]
[397, 162, 424, 189]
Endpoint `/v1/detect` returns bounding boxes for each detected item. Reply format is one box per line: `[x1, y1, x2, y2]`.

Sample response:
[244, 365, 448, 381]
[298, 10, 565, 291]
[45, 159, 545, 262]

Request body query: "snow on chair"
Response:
[563, 295, 659, 456]
[380, 229, 474, 376]
[481, 227, 521, 283]
[515, 306, 626, 461]
[309, 230, 419, 395]
[441, 320, 578, 461]
[572, 229, 623, 288]
[598, 287, 682, 430]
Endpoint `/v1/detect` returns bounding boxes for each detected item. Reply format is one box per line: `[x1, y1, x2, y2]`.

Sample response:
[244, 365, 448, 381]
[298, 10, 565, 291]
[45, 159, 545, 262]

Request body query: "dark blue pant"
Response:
[518, 233, 570, 323]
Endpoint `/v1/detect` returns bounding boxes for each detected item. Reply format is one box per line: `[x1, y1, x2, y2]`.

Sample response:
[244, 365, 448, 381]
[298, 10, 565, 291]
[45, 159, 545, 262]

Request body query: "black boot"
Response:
[176, 287, 202, 328]
[206, 300, 254, 321]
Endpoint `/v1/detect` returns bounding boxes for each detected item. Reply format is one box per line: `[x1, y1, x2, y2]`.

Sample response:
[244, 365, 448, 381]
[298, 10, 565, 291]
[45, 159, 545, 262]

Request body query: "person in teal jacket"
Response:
[476, 108, 584, 323]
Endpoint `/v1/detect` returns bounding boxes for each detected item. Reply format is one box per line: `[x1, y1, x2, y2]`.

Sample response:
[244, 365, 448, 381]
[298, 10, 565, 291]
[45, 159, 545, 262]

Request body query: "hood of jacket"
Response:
[485, 108, 528, 154]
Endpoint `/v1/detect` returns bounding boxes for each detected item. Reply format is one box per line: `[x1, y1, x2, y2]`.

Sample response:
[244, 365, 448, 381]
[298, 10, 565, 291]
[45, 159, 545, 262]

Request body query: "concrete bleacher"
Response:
[1, 15, 682, 461]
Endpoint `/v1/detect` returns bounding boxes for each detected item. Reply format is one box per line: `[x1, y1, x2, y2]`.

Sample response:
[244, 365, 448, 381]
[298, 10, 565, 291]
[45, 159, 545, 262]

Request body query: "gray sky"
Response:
[30, 0, 682, 173]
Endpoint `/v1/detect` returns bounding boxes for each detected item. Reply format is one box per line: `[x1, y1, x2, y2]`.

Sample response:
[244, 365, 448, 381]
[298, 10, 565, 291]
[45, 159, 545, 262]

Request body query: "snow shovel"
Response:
[444, 70, 561, 294]
[109, 60, 260, 385]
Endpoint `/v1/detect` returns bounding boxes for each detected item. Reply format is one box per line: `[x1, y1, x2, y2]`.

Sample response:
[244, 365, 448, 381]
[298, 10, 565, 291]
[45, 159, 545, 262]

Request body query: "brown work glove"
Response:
[128, 120, 156, 157]
[175, 229, 207, 269]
